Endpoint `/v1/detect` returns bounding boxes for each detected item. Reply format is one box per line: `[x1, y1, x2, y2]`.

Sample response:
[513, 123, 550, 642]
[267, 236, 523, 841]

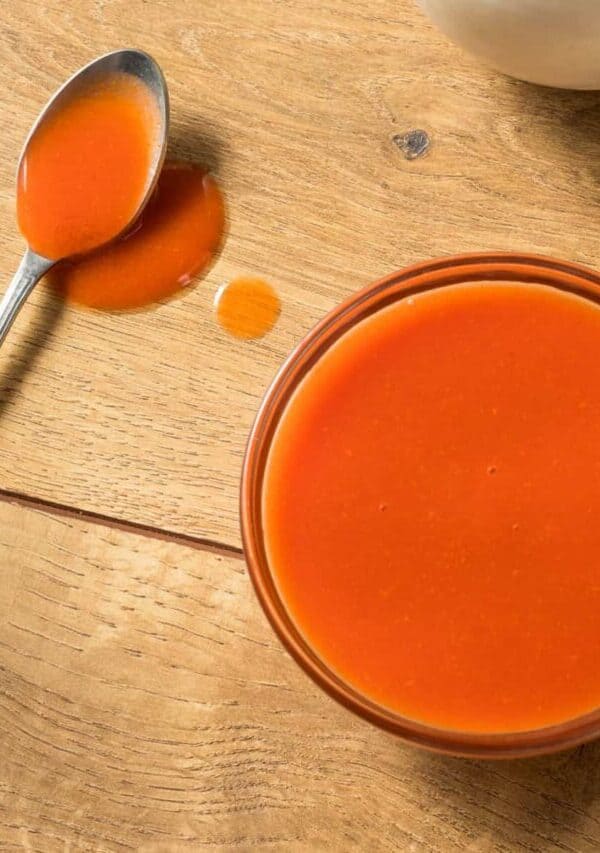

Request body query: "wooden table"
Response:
[2, 1, 600, 850]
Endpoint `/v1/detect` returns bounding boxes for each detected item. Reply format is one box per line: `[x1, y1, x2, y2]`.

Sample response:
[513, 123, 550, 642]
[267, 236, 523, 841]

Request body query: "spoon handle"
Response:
[0, 249, 54, 347]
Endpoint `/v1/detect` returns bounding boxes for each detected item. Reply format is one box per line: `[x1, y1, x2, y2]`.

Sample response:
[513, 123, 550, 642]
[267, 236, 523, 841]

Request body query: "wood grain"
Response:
[1, 499, 600, 852]
[3, 1, 600, 546]
[2, 5, 600, 849]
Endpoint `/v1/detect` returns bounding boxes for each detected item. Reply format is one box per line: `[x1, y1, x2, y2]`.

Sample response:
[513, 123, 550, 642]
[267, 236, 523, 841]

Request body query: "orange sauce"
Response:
[18, 72, 158, 260]
[215, 277, 280, 339]
[49, 163, 224, 310]
[264, 282, 600, 733]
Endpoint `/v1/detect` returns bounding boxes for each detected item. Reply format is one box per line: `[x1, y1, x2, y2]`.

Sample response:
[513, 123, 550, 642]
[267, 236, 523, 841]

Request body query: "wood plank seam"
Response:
[0, 486, 243, 559]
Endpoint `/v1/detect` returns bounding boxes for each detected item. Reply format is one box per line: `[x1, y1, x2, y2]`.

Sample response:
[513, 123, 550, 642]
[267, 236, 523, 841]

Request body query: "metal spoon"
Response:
[0, 49, 169, 345]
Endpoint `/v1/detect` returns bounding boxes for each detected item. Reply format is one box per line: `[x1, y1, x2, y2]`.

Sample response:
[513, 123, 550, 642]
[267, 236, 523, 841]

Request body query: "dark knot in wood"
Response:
[393, 129, 430, 160]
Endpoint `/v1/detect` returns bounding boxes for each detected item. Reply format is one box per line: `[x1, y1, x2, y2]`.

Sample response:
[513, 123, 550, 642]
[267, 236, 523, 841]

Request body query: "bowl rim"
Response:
[241, 251, 600, 758]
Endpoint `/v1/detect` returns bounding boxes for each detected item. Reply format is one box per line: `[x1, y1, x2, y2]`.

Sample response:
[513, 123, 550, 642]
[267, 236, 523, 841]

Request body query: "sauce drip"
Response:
[18, 72, 157, 260]
[215, 277, 280, 339]
[49, 163, 224, 310]
[264, 282, 600, 734]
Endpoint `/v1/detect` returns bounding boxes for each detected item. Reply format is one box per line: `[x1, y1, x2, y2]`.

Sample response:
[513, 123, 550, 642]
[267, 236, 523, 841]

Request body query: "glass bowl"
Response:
[241, 252, 600, 758]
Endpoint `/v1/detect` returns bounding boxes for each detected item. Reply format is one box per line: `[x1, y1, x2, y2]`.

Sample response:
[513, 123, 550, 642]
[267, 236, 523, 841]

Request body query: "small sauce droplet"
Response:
[215, 277, 280, 339]
[49, 162, 225, 309]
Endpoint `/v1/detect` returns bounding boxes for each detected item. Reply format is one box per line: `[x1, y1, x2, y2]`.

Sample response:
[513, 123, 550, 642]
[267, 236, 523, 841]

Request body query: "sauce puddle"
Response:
[49, 162, 225, 310]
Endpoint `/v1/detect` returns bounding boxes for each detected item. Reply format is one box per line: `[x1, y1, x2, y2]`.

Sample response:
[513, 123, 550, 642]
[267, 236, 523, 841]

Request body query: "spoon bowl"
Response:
[0, 49, 169, 345]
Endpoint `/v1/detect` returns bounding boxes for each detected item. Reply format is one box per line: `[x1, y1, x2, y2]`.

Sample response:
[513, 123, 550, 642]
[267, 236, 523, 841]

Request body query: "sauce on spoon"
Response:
[17, 71, 159, 260]
[16, 59, 226, 313]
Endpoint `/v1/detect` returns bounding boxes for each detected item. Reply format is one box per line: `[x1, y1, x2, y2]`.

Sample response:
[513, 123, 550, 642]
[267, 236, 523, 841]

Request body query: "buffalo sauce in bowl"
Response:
[243, 254, 600, 756]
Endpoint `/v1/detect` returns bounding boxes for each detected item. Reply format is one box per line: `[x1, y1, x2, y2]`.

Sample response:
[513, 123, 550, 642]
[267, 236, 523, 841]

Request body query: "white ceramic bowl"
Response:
[417, 0, 600, 90]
